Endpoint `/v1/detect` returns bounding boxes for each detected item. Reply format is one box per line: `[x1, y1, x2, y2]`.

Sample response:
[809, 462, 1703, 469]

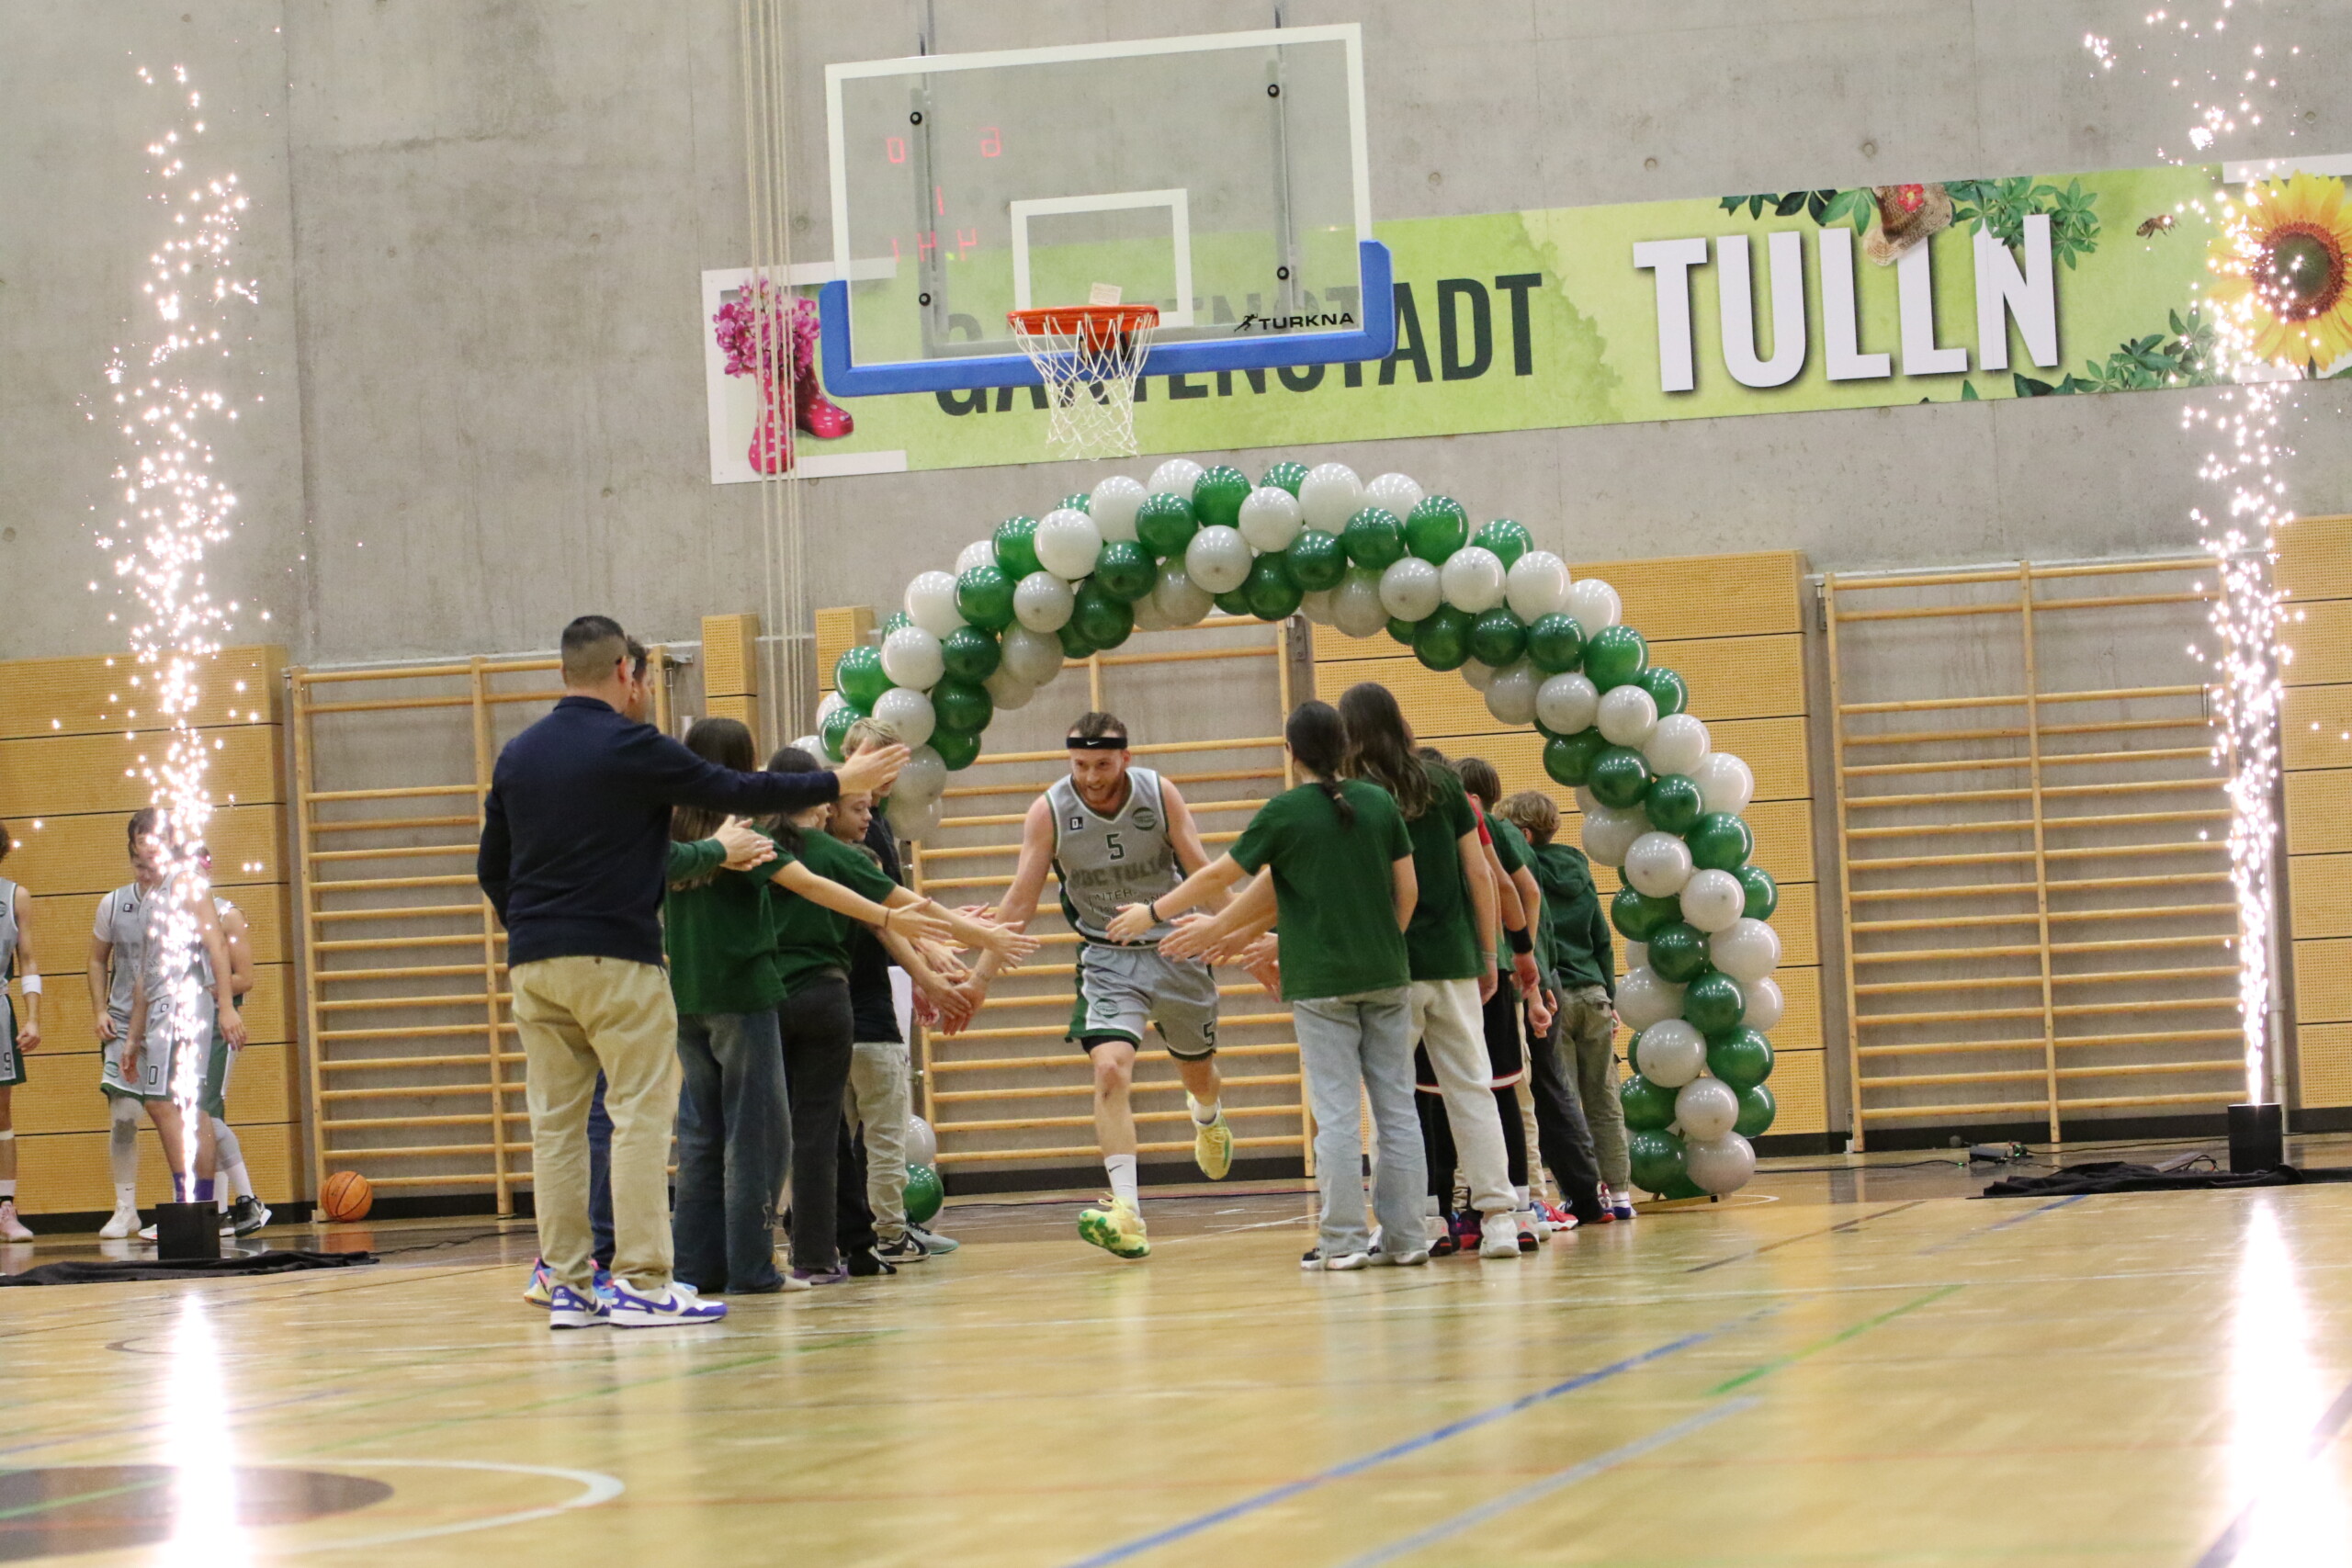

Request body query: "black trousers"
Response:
[776, 974, 854, 1272]
[1525, 979, 1607, 1224]
[836, 1117, 877, 1258]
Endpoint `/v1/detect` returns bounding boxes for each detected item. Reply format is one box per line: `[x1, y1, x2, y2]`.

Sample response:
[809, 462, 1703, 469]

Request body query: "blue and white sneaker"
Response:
[1608, 1193, 1638, 1222]
[526, 1259, 616, 1308]
[547, 1282, 607, 1331]
[607, 1277, 728, 1329]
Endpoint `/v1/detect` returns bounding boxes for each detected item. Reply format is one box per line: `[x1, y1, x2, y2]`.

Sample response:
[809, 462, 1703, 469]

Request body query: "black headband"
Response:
[1067, 735, 1129, 751]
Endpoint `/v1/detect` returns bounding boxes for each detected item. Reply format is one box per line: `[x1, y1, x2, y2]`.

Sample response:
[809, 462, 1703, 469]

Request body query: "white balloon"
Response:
[956, 539, 998, 577]
[1623, 830, 1694, 898]
[871, 686, 936, 748]
[1089, 475, 1147, 542]
[1363, 471, 1425, 517]
[1184, 525, 1253, 593]
[982, 664, 1035, 710]
[1459, 658, 1497, 692]
[1153, 561, 1215, 626]
[1597, 683, 1659, 748]
[1484, 660, 1538, 725]
[1298, 587, 1337, 626]
[1580, 804, 1646, 866]
[886, 792, 943, 841]
[1566, 576, 1623, 630]
[1440, 545, 1508, 613]
[1012, 570, 1076, 633]
[1711, 918, 1781, 984]
[1634, 1019, 1707, 1088]
[1505, 550, 1572, 621]
[1331, 565, 1389, 637]
[1130, 587, 1177, 632]
[905, 1112, 939, 1168]
[1694, 752, 1756, 816]
[1741, 975, 1786, 1032]
[1148, 457, 1205, 498]
[1378, 556, 1442, 621]
[1035, 508, 1102, 580]
[1679, 869, 1747, 933]
[1621, 940, 1648, 975]
[1615, 967, 1687, 1032]
[879, 626, 944, 691]
[891, 745, 947, 806]
[1000, 624, 1066, 686]
[1685, 1133, 1757, 1196]
[1573, 784, 1602, 817]
[1237, 486, 1305, 553]
[1645, 713, 1712, 777]
[815, 691, 846, 725]
[1298, 462, 1364, 531]
[1675, 1077, 1741, 1142]
[1536, 672, 1600, 736]
[905, 570, 965, 637]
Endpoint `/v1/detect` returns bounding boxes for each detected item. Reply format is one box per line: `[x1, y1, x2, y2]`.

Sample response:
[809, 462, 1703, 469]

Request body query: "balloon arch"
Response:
[817, 457, 1784, 1201]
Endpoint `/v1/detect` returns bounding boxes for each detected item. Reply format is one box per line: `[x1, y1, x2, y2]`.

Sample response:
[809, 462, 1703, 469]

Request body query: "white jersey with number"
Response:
[1047, 767, 1182, 946]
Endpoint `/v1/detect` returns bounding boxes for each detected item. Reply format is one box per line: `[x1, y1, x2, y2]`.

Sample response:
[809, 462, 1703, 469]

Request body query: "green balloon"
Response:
[1584, 625, 1648, 690]
[1587, 745, 1653, 808]
[1216, 588, 1255, 618]
[1057, 621, 1096, 660]
[1413, 605, 1474, 671]
[1243, 552, 1303, 621]
[820, 704, 858, 761]
[1647, 921, 1713, 984]
[1734, 1083, 1778, 1139]
[992, 516, 1041, 580]
[1683, 971, 1746, 1035]
[1637, 665, 1688, 717]
[1342, 507, 1406, 570]
[1136, 493, 1198, 558]
[1688, 811, 1754, 872]
[956, 564, 1016, 630]
[1737, 864, 1780, 919]
[1663, 1172, 1708, 1201]
[879, 610, 913, 637]
[1525, 613, 1587, 674]
[1193, 465, 1251, 529]
[1620, 1074, 1679, 1134]
[939, 625, 1001, 682]
[1404, 495, 1469, 563]
[1644, 773, 1703, 834]
[1285, 528, 1349, 591]
[903, 1161, 945, 1224]
[1707, 1027, 1775, 1093]
[1542, 728, 1607, 787]
[1385, 615, 1419, 647]
[1628, 1129, 1688, 1197]
[834, 645, 890, 709]
[1059, 491, 1091, 514]
[930, 676, 993, 736]
[931, 727, 982, 771]
[1471, 518, 1532, 568]
[1092, 539, 1158, 602]
[1071, 581, 1135, 649]
[1611, 886, 1681, 942]
[1261, 460, 1308, 496]
[1467, 607, 1528, 668]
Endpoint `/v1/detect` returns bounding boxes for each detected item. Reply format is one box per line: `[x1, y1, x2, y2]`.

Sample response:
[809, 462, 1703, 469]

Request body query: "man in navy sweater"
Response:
[480, 616, 905, 1329]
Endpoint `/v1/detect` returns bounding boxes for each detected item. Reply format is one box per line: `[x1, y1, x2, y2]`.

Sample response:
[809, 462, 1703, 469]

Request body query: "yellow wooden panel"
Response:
[1770, 1049, 1829, 1134]
[2276, 515, 2352, 605]
[0, 645, 284, 741]
[30, 963, 292, 1052]
[13, 1120, 298, 1216]
[3, 804, 283, 897]
[1773, 882, 1819, 970]
[2287, 600, 2352, 688]
[0, 723, 283, 818]
[2301, 1021, 2352, 1109]
[22, 883, 287, 970]
[1311, 623, 1399, 663]
[701, 613, 763, 697]
[2286, 771, 2352, 858]
[2291, 853, 2352, 941]
[1581, 551, 1807, 641]
[2284, 685, 2352, 773]
[10, 1041, 294, 1133]
[816, 605, 876, 694]
[705, 694, 760, 738]
[2295, 937, 2352, 1023]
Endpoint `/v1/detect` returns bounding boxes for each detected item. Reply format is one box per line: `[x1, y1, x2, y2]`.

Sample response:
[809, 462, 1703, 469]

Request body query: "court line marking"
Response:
[1683, 1200, 1928, 1272]
[2188, 1371, 2352, 1568]
[277, 1459, 622, 1553]
[1916, 1193, 2088, 1256]
[1330, 1399, 1760, 1568]
[1707, 1283, 1964, 1395]
[1058, 1303, 1781, 1568]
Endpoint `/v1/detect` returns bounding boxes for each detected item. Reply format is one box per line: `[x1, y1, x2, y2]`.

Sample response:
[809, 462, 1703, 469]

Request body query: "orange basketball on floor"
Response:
[320, 1169, 374, 1222]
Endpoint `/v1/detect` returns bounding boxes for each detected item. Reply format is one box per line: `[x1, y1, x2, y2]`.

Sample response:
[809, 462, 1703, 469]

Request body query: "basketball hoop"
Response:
[1007, 303, 1159, 459]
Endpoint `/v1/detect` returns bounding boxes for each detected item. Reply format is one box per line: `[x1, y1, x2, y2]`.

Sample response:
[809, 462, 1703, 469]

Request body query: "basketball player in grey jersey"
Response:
[958, 712, 1232, 1259]
[87, 808, 165, 1238]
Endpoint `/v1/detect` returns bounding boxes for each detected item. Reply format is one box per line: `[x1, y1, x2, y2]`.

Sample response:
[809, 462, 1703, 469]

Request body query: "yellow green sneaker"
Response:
[1077, 1197, 1151, 1258]
[1191, 1100, 1235, 1180]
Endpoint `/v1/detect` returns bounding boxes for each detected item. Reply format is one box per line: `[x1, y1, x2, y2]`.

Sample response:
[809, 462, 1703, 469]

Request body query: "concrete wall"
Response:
[3, 0, 2348, 669]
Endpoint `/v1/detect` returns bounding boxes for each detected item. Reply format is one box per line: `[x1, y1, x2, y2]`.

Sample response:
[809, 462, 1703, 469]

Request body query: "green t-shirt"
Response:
[1529, 840, 1614, 997]
[663, 844, 783, 1017]
[1228, 781, 1414, 1001]
[1396, 761, 1484, 982]
[1487, 811, 1535, 976]
[766, 827, 900, 998]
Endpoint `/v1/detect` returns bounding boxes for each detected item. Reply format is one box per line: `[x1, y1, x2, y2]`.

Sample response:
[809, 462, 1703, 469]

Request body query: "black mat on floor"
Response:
[1976, 1161, 2352, 1198]
[0, 1249, 376, 1286]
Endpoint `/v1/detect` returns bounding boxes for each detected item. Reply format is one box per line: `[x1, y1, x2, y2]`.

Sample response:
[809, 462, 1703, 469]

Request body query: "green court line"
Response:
[1708, 1284, 1962, 1395]
[0, 1472, 173, 1524]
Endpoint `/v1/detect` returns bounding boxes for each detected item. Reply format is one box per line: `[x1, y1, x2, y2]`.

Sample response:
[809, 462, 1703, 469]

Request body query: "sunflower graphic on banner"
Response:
[2211, 171, 2352, 375]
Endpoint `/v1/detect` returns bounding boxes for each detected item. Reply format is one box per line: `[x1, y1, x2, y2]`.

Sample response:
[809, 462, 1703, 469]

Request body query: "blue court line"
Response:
[1917, 1192, 2087, 1256]
[1330, 1398, 1760, 1568]
[2190, 1371, 2352, 1568]
[1058, 1304, 1780, 1568]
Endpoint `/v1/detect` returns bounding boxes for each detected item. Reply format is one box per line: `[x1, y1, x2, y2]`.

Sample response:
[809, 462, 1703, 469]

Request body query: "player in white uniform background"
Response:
[0, 820, 44, 1244]
[954, 712, 1235, 1258]
[87, 809, 165, 1239]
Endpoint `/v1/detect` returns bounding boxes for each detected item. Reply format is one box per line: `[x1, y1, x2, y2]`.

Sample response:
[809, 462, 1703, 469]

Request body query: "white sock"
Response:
[0, 1179, 16, 1201]
[1104, 1154, 1139, 1212]
[223, 1162, 253, 1202]
[1514, 1184, 1530, 1208]
[115, 1183, 139, 1212]
[1190, 1096, 1220, 1125]
[1611, 1187, 1633, 1203]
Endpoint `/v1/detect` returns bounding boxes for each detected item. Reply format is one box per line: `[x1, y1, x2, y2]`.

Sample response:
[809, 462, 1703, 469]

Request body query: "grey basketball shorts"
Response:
[1068, 944, 1220, 1061]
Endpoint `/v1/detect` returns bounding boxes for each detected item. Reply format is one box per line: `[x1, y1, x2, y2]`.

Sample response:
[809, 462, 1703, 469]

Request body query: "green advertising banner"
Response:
[707, 160, 2352, 479]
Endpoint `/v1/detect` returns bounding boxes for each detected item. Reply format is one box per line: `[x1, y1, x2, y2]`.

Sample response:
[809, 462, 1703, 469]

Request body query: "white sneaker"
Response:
[607, 1277, 729, 1328]
[137, 1224, 158, 1243]
[1300, 1247, 1370, 1270]
[1478, 1213, 1521, 1258]
[99, 1205, 141, 1240]
[0, 1201, 32, 1243]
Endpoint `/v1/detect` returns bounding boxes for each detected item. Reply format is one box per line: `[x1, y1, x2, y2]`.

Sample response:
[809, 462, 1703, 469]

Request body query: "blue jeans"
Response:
[587, 1073, 615, 1269]
[1293, 986, 1425, 1258]
[672, 1010, 790, 1293]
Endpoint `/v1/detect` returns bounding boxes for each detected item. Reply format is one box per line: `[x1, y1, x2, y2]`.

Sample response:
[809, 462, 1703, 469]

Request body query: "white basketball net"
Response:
[1008, 308, 1159, 459]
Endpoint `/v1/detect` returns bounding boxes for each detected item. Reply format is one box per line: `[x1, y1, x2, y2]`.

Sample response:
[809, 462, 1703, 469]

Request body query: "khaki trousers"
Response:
[1408, 977, 1516, 1216]
[514, 955, 680, 1293]
[844, 1040, 914, 1240]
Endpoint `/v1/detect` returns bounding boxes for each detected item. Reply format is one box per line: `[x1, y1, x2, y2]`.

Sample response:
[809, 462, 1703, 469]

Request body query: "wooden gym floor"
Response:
[6, 1139, 2352, 1566]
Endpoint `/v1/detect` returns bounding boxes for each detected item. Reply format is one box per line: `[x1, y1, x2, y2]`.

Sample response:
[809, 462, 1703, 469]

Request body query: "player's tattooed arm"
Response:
[1159, 782, 1231, 911]
[1105, 852, 1244, 943]
[88, 931, 118, 1044]
[1156, 867, 1273, 960]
